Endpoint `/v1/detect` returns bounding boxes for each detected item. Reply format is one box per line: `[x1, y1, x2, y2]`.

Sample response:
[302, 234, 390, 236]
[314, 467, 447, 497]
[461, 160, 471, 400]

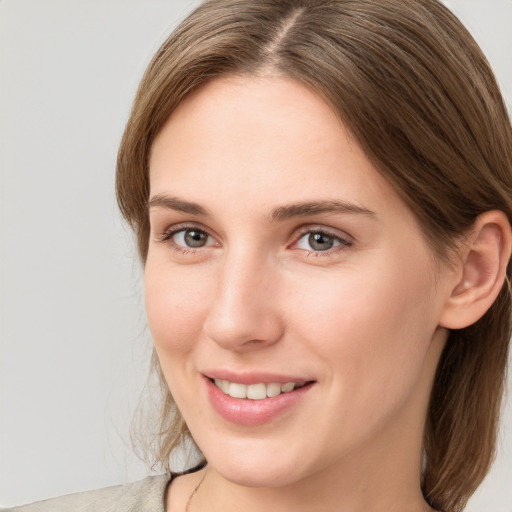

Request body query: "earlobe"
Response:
[440, 211, 512, 330]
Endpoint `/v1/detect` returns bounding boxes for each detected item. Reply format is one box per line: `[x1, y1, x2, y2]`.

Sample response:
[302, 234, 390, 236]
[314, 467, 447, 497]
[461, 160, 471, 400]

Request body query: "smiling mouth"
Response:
[212, 379, 308, 400]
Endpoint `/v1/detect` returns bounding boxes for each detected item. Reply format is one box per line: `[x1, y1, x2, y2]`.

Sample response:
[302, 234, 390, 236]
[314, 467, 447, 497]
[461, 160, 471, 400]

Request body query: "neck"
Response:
[187, 434, 432, 512]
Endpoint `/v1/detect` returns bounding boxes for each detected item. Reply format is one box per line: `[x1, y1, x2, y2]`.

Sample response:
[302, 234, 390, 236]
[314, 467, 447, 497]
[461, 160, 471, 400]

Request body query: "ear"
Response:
[440, 210, 512, 329]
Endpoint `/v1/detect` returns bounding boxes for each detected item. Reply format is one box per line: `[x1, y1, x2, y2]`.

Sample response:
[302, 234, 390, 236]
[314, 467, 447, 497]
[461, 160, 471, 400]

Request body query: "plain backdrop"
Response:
[0, 0, 511, 509]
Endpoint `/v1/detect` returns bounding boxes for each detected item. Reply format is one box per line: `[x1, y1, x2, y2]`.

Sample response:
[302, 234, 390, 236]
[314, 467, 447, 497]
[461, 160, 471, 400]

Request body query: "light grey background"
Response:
[0, 0, 511, 509]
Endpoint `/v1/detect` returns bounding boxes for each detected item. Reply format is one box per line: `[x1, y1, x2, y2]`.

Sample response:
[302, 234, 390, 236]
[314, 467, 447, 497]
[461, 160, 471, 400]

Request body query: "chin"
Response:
[215, 461, 306, 489]
[198, 435, 315, 488]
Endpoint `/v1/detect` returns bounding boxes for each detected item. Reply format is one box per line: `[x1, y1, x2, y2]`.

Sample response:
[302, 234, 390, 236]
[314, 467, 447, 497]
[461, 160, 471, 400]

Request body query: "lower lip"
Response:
[205, 377, 314, 426]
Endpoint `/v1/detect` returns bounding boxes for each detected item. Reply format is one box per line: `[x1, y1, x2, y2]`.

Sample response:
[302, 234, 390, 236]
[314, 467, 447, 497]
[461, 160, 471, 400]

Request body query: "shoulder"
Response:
[3, 474, 171, 512]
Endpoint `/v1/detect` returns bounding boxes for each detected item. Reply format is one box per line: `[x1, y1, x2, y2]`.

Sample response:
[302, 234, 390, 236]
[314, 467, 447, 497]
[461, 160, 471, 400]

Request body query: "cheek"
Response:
[144, 261, 215, 419]
[144, 261, 212, 356]
[285, 251, 439, 395]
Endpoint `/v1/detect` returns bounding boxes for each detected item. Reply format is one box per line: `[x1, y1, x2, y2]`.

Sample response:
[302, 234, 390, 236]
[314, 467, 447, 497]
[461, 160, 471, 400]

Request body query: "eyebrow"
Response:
[270, 200, 375, 221]
[148, 195, 209, 216]
[148, 194, 375, 220]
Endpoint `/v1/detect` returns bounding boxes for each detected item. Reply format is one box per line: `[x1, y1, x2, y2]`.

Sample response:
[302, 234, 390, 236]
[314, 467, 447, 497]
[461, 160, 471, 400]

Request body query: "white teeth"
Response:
[220, 379, 230, 394]
[228, 382, 247, 399]
[281, 382, 295, 392]
[214, 379, 228, 393]
[246, 383, 266, 400]
[213, 379, 306, 400]
[266, 382, 281, 398]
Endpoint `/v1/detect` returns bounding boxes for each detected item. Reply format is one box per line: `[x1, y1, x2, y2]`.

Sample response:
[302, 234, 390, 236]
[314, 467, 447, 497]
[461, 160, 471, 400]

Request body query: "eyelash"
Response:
[158, 223, 352, 257]
[158, 223, 215, 255]
[294, 227, 352, 257]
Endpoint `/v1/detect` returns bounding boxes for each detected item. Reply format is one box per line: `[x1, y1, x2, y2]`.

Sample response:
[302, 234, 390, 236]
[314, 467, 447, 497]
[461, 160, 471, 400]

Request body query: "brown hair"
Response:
[116, 1, 512, 510]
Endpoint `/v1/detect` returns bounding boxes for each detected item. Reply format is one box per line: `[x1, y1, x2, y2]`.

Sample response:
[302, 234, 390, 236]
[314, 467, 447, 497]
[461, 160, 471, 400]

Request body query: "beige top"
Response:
[3, 474, 171, 512]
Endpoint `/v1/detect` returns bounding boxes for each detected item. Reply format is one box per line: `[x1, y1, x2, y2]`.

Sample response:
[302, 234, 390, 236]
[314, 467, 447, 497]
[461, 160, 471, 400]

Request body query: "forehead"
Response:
[148, 74, 407, 223]
[152, 74, 347, 162]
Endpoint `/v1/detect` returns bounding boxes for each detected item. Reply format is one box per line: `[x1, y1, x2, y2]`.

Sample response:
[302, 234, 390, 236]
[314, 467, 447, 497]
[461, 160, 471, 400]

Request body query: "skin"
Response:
[145, 75, 462, 512]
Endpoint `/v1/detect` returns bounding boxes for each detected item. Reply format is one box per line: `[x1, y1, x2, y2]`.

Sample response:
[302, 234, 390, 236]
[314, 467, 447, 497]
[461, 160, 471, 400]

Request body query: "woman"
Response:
[8, 0, 512, 511]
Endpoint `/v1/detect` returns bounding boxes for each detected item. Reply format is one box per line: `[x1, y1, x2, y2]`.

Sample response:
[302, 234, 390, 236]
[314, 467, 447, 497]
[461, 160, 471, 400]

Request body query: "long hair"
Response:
[116, 1, 512, 510]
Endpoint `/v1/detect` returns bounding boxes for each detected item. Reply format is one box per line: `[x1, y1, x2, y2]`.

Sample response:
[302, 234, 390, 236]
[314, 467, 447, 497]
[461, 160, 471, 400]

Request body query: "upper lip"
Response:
[202, 369, 315, 385]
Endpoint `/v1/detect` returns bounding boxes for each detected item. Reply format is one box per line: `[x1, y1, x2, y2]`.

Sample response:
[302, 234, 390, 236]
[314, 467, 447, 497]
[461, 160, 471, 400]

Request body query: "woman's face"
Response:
[146, 75, 454, 488]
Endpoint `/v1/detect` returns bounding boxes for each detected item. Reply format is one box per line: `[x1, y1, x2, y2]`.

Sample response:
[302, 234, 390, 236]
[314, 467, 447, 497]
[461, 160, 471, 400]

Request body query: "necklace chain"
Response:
[185, 470, 207, 512]
[183, 468, 435, 512]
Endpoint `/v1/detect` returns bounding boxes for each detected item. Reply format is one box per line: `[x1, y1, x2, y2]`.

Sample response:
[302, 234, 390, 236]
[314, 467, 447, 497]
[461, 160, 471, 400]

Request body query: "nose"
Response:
[202, 249, 284, 351]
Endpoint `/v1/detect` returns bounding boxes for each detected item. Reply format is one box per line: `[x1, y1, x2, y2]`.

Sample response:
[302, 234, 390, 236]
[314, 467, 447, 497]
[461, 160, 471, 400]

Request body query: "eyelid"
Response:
[158, 222, 219, 251]
[158, 221, 213, 240]
[295, 224, 352, 241]
[291, 225, 353, 254]
[155, 221, 352, 256]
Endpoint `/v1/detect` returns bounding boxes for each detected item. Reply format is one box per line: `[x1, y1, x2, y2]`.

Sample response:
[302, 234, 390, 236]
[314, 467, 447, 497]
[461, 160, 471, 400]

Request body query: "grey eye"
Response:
[174, 229, 211, 248]
[306, 232, 335, 251]
[296, 231, 349, 252]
